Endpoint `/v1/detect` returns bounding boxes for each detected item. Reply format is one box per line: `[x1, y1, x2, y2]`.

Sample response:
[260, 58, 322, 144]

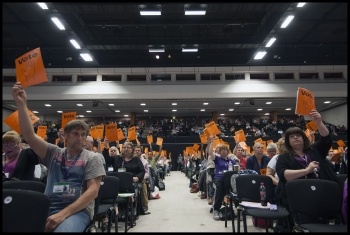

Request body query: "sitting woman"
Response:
[102, 141, 145, 230]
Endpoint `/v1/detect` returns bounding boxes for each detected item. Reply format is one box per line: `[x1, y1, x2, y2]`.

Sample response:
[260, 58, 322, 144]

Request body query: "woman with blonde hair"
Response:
[2, 130, 40, 181]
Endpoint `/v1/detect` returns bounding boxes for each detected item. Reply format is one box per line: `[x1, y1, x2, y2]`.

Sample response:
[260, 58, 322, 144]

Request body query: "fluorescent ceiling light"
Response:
[70, 39, 81, 49]
[185, 10, 206, 15]
[57, 111, 63, 113]
[200, 109, 205, 111]
[115, 110, 120, 113]
[51, 17, 65, 30]
[149, 48, 165, 53]
[265, 37, 276, 47]
[182, 48, 198, 52]
[229, 109, 234, 111]
[32, 111, 39, 113]
[37, 3, 48, 9]
[254, 51, 267, 60]
[140, 11, 161, 15]
[144, 110, 149, 112]
[77, 104, 83, 106]
[80, 53, 93, 61]
[297, 3, 306, 7]
[281, 15, 294, 28]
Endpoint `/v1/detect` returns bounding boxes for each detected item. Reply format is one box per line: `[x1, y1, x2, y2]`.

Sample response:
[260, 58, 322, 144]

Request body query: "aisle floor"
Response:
[98, 170, 268, 232]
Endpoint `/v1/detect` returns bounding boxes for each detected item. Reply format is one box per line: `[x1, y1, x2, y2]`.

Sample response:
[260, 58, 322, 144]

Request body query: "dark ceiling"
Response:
[2, 3, 347, 121]
[3, 2, 347, 68]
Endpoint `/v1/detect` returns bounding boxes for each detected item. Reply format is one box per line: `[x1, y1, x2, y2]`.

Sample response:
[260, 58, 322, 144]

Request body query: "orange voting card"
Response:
[15, 47, 48, 88]
[105, 123, 118, 142]
[306, 120, 318, 132]
[61, 112, 76, 129]
[295, 87, 316, 116]
[147, 135, 153, 144]
[337, 139, 346, 147]
[3, 108, 39, 134]
[200, 134, 208, 144]
[36, 125, 47, 139]
[156, 137, 163, 146]
[128, 126, 137, 141]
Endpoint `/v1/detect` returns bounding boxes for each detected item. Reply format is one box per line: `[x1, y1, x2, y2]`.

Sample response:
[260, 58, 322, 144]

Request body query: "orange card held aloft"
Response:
[156, 137, 163, 146]
[235, 129, 246, 142]
[116, 128, 125, 141]
[147, 135, 153, 144]
[192, 143, 200, 151]
[205, 121, 221, 135]
[15, 47, 48, 88]
[306, 120, 318, 132]
[337, 139, 346, 147]
[105, 123, 118, 142]
[200, 134, 208, 144]
[61, 112, 76, 129]
[295, 87, 316, 116]
[128, 126, 137, 141]
[3, 108, 40, 135]
[36, 125, 47, 139]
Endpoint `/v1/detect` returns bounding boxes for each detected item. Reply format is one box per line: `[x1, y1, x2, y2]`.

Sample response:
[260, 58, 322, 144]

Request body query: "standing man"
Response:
[12, 82, 106, 232]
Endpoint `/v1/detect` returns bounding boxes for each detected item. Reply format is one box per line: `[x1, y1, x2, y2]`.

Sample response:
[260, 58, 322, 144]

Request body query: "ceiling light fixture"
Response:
[140, 10, 161, 15]
[182, 48, 198, 52]
[80, 53, 93, 61]
[297, 3, 306, 7]
[70, 39, 81, 49]
[254, 51, 267, 60]
[51, 17, 65, 30]
[37, 3, 48, 9]
[184, 4, 207, 15]
[149, 48, 165, 53]
[139, 4, 162, 16]
[265, 37, 276, 47]
[281, 15, 294, 28]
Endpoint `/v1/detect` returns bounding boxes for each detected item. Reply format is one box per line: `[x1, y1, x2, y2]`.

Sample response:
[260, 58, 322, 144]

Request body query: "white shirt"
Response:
[267, 154, 279, 180]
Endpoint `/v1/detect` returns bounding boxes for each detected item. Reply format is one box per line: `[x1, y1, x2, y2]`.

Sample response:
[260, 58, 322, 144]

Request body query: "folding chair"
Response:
[286, 179, 347, 233]
[236, 174, 290, 233]
[3, 189, 50, 232]
[85, 175, 120, 233]
[222, 171, 237, 232]
[107, 171, 135, 232]
[3, 180, 46, 193]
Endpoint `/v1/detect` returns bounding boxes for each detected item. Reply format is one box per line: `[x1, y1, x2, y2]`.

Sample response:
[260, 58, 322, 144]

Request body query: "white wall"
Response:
[321, 104, 348, 128]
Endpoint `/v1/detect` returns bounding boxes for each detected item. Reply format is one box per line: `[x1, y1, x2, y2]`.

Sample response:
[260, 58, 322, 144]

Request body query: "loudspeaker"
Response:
[93, 101, 98, 107]
[249, 100, 255, 105]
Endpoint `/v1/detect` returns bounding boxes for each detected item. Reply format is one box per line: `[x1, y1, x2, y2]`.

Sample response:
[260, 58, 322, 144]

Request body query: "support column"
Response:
[130, 112, 135, 126]
[212, 111, 217, 123]
[270, 111, 278, 122]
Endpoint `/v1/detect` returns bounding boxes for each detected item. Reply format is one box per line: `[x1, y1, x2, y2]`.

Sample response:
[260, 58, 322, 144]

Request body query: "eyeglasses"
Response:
[2, 143, 18, 148]
[110, 150, 117, 152]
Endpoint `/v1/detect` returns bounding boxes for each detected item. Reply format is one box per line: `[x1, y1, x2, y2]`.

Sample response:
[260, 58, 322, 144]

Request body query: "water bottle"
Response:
[228, 161, 233, 171]
[260, 182, 267, 206]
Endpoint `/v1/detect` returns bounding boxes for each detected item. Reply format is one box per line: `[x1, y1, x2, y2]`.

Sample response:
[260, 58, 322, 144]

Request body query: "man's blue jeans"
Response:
[51, 209, 91, 232]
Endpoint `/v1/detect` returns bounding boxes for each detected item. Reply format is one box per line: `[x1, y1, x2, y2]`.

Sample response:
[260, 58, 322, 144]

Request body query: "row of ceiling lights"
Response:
[33, 100, 309, 117]
[37, 2, 306, 63]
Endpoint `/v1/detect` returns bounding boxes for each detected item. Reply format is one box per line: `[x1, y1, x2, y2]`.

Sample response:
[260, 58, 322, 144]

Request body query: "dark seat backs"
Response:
[235, 174, 275, 203]
[3, 180, 46, 193]
[107, 172, 134, 193]
[285, 179, 343, 218]
[3, 189, 50, 232]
